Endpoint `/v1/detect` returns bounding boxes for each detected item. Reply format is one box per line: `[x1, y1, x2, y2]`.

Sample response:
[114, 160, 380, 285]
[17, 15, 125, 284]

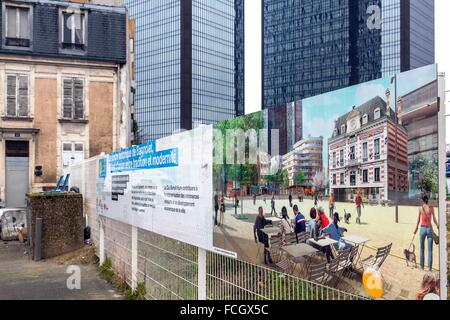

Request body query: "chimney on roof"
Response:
[385, 89, 391, 116]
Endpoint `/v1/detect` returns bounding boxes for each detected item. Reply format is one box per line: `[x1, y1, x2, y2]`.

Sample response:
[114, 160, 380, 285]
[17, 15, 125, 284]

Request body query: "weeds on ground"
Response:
[98, 259, 147, 300]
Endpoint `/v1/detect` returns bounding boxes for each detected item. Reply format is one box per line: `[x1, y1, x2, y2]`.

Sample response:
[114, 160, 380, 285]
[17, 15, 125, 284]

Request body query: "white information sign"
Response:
[96, 126, 213, 250]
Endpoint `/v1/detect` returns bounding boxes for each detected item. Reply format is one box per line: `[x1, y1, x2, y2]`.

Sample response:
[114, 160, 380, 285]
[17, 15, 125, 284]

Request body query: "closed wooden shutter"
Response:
[73, 79, 84, 119]
[18, 75, 28, 117]
[63, 79, 74, 119]
[6, 75, 17, 116]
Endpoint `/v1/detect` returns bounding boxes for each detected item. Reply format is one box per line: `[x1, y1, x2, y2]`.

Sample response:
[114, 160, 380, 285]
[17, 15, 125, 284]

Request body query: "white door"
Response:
[6, 157, 29, 208]
[62, 142, 85, 175]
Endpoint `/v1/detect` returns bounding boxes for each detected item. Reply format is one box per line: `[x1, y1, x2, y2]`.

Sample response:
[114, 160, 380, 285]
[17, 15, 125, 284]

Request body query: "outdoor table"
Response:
[309, 238, 338, 248]
[341, 235, 369, 268]
[282, 243, 318, 259]
[261, 227, 280, 238]
[266, 217, 282, 225]
[281, 243, 318, 276]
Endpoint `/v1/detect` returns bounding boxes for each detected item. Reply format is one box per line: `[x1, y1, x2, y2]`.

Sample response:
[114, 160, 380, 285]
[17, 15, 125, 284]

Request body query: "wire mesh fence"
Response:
[69, 158, 367, 301]
[206, 251, 366, 300]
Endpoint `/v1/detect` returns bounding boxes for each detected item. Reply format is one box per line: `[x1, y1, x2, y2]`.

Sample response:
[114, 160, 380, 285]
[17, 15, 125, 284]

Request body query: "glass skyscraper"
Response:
[123, 0, 244, 141]
[263, 0, 435, 108]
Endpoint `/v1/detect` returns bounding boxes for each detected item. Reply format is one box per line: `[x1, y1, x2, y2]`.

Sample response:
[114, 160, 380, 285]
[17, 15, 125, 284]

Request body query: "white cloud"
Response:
[354, 83, 388, 106]
[303, 93, 342, 107]
[303, 115, 337, 141]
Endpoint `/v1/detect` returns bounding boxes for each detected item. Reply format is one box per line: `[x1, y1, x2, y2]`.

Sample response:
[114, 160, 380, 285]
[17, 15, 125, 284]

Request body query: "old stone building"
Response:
[328, 91, 409, 202]
[0, 0, 132, 207]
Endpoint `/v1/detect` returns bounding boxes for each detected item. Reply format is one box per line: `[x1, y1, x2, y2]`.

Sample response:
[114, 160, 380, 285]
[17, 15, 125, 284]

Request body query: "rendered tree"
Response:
[312, 171, 327, 194]
[411, 154, 438, 196]
[294, 171, 306, 186]
[213, 112, 265, 190]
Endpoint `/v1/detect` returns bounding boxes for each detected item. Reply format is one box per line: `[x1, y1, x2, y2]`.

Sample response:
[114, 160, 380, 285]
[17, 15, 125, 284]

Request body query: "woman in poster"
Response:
[416, 273, 440, 300]
[413, 195, 439, 271]
[280, 207, 294, 246]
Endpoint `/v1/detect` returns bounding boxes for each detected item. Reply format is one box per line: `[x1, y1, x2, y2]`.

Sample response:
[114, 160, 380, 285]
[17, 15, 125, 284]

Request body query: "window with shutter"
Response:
[5, 74, 29, 117]
[62, 78, 84, 120]
[73, 79, 84, 120]
[63, 79, 74, 119]
[18, 75, 29, 117]
[6, 75, 17, 116]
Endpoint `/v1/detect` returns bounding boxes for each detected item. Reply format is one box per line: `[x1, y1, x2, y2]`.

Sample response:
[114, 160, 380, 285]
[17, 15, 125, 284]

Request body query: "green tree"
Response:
[411, 155, 438, 196]
[213, 112, 265, 188]
[294, 171, 306, 186]
[417, 169, 438, 195]
[280, 169, 289, 189]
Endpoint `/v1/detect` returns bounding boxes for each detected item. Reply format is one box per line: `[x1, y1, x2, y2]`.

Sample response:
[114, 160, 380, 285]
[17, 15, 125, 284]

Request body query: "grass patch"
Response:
[98, 259, 147, 300]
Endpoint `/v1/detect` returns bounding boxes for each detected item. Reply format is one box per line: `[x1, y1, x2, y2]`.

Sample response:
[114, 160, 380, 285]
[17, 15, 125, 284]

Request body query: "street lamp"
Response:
[391, 75, 399, 224]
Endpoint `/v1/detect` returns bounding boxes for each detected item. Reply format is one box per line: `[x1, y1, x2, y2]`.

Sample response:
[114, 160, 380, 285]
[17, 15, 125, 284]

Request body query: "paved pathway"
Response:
[214, 196, 442, 300]
[0, 241, 122, 300]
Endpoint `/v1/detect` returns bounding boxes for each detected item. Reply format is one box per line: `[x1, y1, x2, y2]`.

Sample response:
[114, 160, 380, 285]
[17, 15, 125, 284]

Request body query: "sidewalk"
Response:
[0, 241, 122, 300]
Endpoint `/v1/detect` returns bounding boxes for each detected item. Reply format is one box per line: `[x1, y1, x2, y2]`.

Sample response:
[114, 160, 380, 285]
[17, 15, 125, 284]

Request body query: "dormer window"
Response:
[60, 10, 86, 52]
[334, 128, 338, 136]
[362, 114, 368, 125]
[374, 108, 381, 120]
[341, 124, 346, 135]
[3, 3, 32, 48]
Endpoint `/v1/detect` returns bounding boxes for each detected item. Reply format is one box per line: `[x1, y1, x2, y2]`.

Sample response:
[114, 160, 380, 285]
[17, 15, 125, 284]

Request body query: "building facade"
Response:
[263, 100, 302, 157]
[328, 93, 408, 202]
[0, 0, 131, 207]
[397, 80, 438, 198]
[282, 136, 323, 187]
[262, 0, 435, 108]
[381, 0, 435, 75]
[123, 0, 244, 141]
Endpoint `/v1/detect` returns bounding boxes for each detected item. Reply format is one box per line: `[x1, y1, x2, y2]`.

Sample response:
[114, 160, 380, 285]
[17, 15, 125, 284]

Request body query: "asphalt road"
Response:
[0, 241, 122, 300]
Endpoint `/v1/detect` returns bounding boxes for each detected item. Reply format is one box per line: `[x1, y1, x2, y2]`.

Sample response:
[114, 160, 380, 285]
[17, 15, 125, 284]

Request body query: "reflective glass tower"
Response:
[382, 0, 435, 75]
[123, 0, 244, 141]
[263, 0, 435, 108]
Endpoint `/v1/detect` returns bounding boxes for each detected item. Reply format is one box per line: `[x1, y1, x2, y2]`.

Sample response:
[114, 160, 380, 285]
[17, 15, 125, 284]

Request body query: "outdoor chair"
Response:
[295, 232, 308, 244]
[342, 245, 360, 279]
[276, 259, 293, 274]
[267, 236, 283, 263]
[360, 243, 392, 271]
[327, 250, 351, 288]
[306, 261, 330, 285]
[359, 243, 392, 289]
[285, 232, 298, 245]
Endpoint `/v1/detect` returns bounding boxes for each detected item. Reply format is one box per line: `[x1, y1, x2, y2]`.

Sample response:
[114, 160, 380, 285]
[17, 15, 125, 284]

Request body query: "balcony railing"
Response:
[347, 158, 358, 167]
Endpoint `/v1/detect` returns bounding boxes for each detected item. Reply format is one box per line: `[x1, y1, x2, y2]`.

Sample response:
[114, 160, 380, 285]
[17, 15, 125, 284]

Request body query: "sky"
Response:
[245, 0, 449, 124]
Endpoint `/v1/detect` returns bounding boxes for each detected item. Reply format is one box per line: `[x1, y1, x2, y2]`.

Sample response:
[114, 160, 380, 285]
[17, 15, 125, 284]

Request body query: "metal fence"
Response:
[69, 158, 366, 301]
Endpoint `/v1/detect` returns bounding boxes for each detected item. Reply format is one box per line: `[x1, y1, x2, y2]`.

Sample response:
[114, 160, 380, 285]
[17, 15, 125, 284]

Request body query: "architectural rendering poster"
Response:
[97, 126, 214, 250]
[212, 64, 443, 299]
